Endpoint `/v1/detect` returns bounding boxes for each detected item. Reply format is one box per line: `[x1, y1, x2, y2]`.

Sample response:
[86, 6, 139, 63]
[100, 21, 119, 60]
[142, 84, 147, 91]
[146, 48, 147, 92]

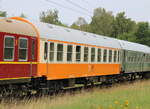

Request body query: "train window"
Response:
[114, 50, 117, 62]
[4, 36, 15, 61]
[144, 54, 146, 62]
[103, 49, 107, 62]
[19, 38, 28, 61]
[67, 45, 72, 62]
[57, 44, 63, 61]
[49, 42, 54, 62]
[91, 48, 95, 62]
[109, 50, 112, 62]
[31, 40, 35, 60]
[44, 42, 48, 60]
[132, 57, 135, 62]
[134, 54, 136, 62]
[129, 57, 132, 62]
[146, 54, 149, 62]
[97, 48, 101, 62]
[128, 56, 130, 62]
[131, 56, 133, 62]
[84, 47, 88, 62]
[137, 55, 139, 62]
[132, 53, 134, 62]
[76, 46, 81, 62]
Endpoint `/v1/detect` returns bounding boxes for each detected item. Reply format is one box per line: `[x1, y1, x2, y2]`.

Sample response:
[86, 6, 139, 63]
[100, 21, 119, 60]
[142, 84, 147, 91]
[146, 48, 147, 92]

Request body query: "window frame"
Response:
[3, 35, 15, 61]
[57, 43, 64, 62]
[118, 50, 120, 63]
[49, 42, 55, 62]
[18, 37, 28, 61]
[91, 47, 95, 62]
[31, 39, 36, 60]
[67, 44, 73, 62]
[84, 47, 89, 62]
[97, 48, 101, 62]
[109, 50, 112, 63]
[103, 49, 107, 62]
[76, 45, 81, 62]
[44, 42, 48, 61]
[114, 50, 117, 63]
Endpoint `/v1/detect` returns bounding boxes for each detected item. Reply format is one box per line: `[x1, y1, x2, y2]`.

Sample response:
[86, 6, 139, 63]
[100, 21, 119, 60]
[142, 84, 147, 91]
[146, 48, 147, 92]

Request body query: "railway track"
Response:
[0, 74, 146, 102]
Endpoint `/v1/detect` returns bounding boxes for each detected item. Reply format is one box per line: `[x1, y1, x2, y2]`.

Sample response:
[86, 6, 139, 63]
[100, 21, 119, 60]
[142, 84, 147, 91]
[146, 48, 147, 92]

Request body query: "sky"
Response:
[0, 0, 150, 25]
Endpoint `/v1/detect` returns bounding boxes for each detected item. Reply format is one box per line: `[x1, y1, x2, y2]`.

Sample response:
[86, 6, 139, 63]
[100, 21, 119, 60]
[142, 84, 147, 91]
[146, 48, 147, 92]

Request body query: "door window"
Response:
[49, 42, 55, 62]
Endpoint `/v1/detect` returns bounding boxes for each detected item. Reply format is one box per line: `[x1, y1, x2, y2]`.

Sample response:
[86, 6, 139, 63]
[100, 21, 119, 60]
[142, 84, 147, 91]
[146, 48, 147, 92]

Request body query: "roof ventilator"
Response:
[47, 24, 53, 29]
[6, 19, 13, 23]
[65, 29, 70, 32]
[82, 32, 87, 35]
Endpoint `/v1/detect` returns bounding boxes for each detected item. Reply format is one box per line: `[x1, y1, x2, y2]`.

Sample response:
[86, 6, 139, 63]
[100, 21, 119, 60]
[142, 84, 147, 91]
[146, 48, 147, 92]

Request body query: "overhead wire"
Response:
[66, 0, 93, 14]
[64, 0, 99, 31]
[45, 0, 99, 31]
[45, 0, 91, 17]
[82, 0, 96, 8]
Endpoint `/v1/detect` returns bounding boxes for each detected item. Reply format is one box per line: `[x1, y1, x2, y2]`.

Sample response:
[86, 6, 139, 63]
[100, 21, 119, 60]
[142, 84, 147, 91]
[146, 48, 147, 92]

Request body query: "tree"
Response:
[74, 17, 87, 26]
[112, 12, 137, 38]
[118, 32, 136, 42]
[19, 13, 27, 18]
[90, 8, 114, 36]
[70, 23, 80, 30]
[70, 17, 90, 32]
[39, 9, 62, 25]
[135, 22, 150, 46]
[0, 11, 7, 17]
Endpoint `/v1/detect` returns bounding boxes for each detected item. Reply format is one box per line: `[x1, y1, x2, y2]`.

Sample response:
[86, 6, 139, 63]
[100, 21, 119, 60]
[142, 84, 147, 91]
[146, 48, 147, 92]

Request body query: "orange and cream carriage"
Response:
[0, 17, 150, 92]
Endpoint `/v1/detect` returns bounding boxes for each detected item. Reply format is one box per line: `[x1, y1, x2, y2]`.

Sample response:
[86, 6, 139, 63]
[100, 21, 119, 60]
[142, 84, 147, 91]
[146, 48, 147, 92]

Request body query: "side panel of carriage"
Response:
[0, 32, 37, 82]
[121, 50, 150, 73]
[37, 39, 121, 80]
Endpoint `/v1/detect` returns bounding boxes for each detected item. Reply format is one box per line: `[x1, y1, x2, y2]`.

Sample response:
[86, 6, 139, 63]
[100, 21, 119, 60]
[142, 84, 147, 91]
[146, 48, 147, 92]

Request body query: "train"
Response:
[0, 17, 150, 94]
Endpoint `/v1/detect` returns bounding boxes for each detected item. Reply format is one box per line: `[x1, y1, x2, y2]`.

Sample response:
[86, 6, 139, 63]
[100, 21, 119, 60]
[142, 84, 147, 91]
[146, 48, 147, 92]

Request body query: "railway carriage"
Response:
[35, 21, 122, 80]
[0, 18, 38, 84]
[0, 17, 150, 93]
[118, 40, 150, 73]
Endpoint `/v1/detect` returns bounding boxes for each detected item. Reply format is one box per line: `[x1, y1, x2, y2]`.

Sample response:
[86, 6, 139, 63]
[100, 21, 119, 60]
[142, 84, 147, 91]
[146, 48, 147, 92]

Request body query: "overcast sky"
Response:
[1, 0, 150, 25]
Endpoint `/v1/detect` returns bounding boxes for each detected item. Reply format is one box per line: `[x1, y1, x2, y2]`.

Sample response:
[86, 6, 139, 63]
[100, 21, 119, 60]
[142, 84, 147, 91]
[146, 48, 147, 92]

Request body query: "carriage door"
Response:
[122, 50, 126, 72]
[44, 41, 49, 76]
[30, 38, 36, 76]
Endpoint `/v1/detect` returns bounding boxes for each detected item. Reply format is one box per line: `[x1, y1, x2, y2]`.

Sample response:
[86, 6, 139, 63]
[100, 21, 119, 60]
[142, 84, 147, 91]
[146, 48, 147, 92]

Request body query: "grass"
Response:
[1, 80, 150, 109]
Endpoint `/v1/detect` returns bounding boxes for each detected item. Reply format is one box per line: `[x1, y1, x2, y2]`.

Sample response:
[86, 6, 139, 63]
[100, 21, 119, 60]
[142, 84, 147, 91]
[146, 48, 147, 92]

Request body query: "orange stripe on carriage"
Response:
[37, 63, 121, 80]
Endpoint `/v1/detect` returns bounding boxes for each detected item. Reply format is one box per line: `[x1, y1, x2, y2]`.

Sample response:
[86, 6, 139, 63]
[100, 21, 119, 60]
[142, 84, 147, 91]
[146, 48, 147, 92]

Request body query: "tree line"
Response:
[1, 7, 150, 46]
